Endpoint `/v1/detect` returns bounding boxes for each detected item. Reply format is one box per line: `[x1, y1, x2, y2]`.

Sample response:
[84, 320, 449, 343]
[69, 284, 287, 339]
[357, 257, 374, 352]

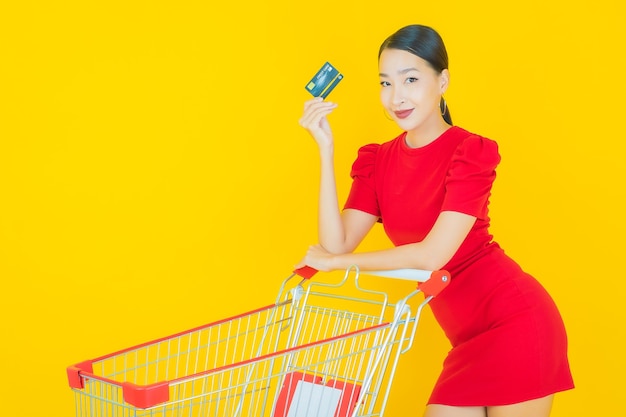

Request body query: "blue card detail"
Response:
[305, 62, 343, 99]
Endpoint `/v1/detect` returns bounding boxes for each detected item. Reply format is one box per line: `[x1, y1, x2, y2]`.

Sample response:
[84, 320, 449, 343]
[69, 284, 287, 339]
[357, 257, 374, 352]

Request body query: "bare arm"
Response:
[297, 211, 476, 272]
[317, 151, 378, 253]
[299, 98, 376, 254]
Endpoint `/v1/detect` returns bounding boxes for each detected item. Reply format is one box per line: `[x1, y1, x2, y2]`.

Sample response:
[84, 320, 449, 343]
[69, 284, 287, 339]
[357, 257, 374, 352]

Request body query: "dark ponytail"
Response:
[379, 25, 453, 125]
[440, 97, 451, 126]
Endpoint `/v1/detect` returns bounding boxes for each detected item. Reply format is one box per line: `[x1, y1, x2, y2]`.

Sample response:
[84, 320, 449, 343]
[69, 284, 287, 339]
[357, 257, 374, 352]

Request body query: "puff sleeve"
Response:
[441, 136, 501, 219]
[344, 143, 381, 217]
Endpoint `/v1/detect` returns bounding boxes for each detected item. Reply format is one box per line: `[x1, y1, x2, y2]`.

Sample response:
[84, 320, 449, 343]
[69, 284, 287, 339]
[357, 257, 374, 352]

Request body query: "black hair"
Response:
[379, 25, 452, 125]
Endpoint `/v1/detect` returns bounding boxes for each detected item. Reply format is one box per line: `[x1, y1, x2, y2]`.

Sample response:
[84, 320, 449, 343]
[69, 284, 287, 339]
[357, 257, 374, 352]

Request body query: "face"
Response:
[378, 48, 449, 133]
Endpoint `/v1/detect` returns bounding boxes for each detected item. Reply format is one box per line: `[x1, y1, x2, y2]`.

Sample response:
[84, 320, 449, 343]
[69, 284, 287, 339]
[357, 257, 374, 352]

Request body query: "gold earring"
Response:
[440, 97, 447, 116]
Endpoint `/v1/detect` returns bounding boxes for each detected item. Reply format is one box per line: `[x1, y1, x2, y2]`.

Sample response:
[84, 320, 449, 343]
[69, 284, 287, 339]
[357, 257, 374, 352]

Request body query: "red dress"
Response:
[344, 126, 574, 406]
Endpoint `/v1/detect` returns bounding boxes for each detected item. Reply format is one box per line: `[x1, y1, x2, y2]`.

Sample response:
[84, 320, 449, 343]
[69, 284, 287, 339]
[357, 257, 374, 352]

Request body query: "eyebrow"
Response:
[379, 67, 421, 77]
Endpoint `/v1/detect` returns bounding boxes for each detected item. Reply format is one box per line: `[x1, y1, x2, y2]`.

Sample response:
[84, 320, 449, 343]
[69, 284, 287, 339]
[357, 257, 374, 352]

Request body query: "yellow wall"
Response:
[1, 1, 624, 415]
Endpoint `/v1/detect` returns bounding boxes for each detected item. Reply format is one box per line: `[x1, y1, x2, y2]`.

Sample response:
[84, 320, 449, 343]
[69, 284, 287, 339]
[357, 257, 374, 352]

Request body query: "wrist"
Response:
[329, 253, 345, 271]
[318, 143, 334, 158]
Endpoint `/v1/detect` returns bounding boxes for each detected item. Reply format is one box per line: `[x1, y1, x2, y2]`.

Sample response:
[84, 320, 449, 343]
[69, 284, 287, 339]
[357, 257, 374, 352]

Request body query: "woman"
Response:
[296, 24, 574, 417]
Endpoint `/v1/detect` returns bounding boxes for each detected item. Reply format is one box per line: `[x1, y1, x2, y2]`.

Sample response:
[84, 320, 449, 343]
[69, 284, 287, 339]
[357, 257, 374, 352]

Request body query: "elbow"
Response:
[408, 244, 453, 272]
[320, 242, 353, 255]
[419, 258, 447, 272]
[319, 241, 351, 255]
[320, 235, 360, 256]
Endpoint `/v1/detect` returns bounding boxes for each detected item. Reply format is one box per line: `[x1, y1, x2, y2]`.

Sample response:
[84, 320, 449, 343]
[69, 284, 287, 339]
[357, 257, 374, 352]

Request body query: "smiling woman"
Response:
[297, 24, 574, 417]
[1, 1, 622, 415]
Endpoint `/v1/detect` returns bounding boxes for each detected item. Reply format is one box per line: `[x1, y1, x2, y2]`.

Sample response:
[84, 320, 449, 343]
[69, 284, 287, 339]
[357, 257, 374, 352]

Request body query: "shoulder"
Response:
[452, 128, 501, 167]
[350, 133, 404, 177]
[356, 142, 381, 159]
[350, 143, 379, 179]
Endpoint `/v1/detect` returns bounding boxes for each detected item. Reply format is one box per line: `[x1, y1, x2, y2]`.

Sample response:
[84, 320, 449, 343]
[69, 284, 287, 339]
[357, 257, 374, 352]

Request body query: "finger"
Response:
[302, 99, 337, 117]
[299, 103, 338, 128]
[303, 96, 324, 112]
[299, 111, 329, 130]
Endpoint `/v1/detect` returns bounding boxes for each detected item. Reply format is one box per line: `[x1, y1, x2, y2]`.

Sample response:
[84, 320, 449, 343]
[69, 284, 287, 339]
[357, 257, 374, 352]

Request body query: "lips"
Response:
[394, 109, 413, 119]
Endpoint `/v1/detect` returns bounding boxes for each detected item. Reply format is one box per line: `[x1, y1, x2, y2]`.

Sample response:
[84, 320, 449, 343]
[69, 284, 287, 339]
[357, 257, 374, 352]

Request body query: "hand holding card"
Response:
[305, 62, 343, 99]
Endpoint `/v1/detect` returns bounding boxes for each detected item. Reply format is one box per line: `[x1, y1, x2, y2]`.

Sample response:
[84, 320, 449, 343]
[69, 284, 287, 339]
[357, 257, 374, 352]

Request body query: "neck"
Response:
[404, 118, 451, 148]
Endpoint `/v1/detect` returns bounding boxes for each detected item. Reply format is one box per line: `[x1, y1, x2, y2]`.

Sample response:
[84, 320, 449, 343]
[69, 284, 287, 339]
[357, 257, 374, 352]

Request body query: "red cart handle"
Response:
[293, 266, 318, 279]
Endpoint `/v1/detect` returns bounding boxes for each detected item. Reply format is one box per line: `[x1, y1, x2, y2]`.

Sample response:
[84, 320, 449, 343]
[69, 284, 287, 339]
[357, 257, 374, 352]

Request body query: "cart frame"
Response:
[67, 266, 449, 417]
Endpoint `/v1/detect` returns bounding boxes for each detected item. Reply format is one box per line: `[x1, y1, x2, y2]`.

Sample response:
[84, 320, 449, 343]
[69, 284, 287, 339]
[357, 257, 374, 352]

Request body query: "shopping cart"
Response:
[67, 265, 449, 417]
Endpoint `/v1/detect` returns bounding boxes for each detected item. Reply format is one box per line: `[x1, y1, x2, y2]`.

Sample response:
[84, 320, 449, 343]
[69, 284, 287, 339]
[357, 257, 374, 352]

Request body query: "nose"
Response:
[391, 86, 406, 107]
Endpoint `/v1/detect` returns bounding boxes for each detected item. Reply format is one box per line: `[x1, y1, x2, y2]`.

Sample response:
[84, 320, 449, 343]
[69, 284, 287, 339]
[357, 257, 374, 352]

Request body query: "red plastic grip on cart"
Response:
[417, 270, 451, 297]
[122, 381, 170, 409]
[67, 361, 94, 389]
[294, 266, 318, 279]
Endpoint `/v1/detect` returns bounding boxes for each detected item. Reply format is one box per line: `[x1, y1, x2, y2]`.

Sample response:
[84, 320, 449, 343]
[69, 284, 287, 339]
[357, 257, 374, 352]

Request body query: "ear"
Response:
[439, 69, 450, 94]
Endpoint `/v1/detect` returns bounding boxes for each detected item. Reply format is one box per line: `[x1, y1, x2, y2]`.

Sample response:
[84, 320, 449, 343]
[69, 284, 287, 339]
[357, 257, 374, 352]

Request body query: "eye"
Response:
[405, 77, 419, 84]
[380, 81, 391, 87]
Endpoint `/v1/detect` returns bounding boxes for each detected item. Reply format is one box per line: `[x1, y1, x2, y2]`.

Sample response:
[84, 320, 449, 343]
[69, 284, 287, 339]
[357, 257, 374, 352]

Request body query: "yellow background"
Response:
[1, 1, 624, 415]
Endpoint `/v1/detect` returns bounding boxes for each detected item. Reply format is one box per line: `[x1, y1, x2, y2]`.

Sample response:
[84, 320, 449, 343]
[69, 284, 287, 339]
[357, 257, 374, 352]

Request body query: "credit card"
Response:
[305, 62, 343, 99]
